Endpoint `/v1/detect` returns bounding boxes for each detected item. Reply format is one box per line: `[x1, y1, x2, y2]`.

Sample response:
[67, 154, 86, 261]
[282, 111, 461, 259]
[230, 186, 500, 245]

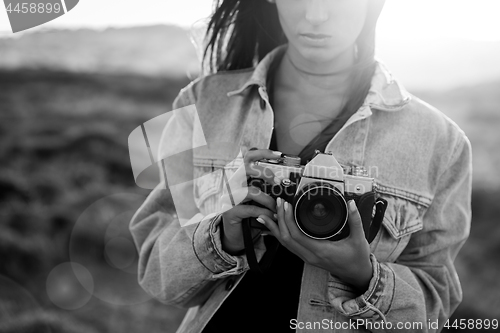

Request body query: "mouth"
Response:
[299, 33, 332, 43]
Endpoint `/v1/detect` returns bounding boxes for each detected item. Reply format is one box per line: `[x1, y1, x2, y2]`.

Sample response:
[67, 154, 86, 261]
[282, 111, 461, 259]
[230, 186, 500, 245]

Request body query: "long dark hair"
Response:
[203, 0, 284, 72]
[203, 0, 384, 152]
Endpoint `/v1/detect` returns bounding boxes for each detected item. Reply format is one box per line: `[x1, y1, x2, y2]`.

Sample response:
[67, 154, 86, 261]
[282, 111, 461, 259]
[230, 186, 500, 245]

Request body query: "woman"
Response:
[130, 0, 472, 332]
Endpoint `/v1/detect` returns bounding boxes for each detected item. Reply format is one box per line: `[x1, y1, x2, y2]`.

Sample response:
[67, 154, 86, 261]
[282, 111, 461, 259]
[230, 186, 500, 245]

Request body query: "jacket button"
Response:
[260, 98, 266, 110]
[225, 279, 235, 291]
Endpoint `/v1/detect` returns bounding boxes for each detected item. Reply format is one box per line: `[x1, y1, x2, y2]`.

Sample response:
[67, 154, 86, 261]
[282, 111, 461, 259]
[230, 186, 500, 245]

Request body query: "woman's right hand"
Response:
[220, 148, 282, 254]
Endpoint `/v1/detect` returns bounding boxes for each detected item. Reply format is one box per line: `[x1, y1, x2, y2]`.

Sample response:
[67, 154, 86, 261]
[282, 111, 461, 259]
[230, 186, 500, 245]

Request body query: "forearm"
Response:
[130, 186, 266, 307]
[328, 252, 463, 332]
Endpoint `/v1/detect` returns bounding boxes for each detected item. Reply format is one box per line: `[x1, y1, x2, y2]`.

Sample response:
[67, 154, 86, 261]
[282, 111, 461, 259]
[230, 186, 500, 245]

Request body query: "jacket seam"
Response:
[192, 158, 243, 168]
[208, 214, 237, 266]
[364, 262, 395, 317]
[365, 255, 380, 301]
[376, 183, 432, 207]
[361, 117, 371, 166]
[174, 79, 199, 109]
[432, 134, 468, 193]
[368, 100, 409, 112]
[385, 264, 396, 316]
[448, 134, 467, 170]
[208, 67, 255, 76]
[192, 219, 217, 274]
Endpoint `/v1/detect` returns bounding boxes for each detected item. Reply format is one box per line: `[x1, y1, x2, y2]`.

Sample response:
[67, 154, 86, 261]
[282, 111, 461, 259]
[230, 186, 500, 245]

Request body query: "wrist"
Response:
[220, 221, 245, 255]
[351, 258, 373, 294]
[333, 257, 373, 294]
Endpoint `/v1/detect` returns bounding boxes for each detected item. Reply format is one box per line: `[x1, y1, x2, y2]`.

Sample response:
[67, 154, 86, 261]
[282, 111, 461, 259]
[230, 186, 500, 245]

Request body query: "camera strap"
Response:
[352, 192, 388, 244]
[368, 198, 388, 243]
[242, 217, 280, 273]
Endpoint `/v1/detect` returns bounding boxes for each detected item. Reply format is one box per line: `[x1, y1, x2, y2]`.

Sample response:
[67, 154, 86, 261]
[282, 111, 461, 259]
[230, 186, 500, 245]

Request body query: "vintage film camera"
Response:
[248, 151, 385, 242]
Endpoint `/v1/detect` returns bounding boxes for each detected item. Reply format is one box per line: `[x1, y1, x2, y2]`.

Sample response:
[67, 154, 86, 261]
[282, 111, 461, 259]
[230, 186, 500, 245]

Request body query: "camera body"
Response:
[249, 151, 377, 241]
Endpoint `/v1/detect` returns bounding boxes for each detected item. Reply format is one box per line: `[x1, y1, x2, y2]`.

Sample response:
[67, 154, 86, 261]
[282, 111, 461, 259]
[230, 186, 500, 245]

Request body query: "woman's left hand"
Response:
[258, 198, 373, 293]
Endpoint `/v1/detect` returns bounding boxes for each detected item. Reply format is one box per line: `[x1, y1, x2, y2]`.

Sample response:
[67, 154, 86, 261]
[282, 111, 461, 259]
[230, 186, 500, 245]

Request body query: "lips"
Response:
[300, 33, 331, 39]
[299, 33, 332, 44]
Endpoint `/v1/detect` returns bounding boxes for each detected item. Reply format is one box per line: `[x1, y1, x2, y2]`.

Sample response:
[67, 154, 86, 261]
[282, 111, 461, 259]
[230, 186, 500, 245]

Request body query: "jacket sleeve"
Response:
[329, 134, 472, 331]
[129, 85, 263, 308]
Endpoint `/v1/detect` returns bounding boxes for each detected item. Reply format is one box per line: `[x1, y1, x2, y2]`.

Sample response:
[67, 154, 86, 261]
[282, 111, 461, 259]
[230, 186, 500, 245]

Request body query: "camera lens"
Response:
[294, 182, 348, 239]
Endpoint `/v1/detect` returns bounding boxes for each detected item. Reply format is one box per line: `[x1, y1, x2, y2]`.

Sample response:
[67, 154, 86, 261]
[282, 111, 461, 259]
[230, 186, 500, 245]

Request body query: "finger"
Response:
[280, 199, 305, 242]
[283, 200, 302, 238]
[276, 198, 291, 239]
[347, 200, 365, 240]
[245, 148, 282, 163]
[246, 163, 281, 186]
[258, 199, 286, 240]
[245, 186, 277, 212]
[257, 215, 280, 238]
[225, 163, 251, 192]
[276, 199, 317, 259]
[225, 204, 275, 223]
[258, 214, 309, 259]
[282, 200, 319, 254]
[225, 160, 278, 195]
[244, 149, 283, 185]
[220, 186, 276, 213]
[220, 187, 249, 212]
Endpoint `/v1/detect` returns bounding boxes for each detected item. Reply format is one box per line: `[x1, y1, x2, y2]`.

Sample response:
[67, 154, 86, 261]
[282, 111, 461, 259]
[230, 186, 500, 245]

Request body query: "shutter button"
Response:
[225, 279, 235, 291]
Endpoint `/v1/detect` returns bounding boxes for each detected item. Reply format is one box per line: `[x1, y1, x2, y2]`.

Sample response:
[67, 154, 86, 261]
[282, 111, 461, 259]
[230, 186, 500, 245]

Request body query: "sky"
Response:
[1, 0, 500, 42]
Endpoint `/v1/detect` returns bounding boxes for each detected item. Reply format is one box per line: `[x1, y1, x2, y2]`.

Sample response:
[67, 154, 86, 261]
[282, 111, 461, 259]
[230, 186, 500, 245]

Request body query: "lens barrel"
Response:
[293, 182, 348, 240]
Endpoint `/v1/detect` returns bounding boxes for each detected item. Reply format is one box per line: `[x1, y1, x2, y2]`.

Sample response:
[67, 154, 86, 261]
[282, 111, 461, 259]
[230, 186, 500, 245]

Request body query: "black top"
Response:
[202, 236, 304, 333]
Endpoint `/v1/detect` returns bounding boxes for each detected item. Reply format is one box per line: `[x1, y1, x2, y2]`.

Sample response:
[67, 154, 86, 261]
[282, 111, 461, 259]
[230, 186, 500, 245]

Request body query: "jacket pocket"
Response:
[370, 186, 431, 262]
[380, 194, 427, 239]
[192, 157, 243, 215]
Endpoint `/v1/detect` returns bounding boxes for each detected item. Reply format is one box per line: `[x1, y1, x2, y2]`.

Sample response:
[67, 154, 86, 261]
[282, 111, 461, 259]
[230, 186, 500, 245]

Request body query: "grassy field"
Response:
[0, 69, 190, 333]
[0, 68, 498, 332]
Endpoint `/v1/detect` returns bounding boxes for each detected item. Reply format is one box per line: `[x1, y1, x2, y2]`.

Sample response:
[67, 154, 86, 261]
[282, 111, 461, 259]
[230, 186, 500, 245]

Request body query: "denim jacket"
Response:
[130, 45, 472, 332]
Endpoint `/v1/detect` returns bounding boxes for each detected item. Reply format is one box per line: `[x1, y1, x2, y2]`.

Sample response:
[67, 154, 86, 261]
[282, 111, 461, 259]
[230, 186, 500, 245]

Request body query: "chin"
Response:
[292, 38, 354, 66]
[295, 45, 342, 64]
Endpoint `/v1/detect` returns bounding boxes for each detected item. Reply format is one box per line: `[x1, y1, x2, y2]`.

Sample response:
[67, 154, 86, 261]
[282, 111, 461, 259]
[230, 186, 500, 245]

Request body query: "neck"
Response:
[278, 45, 356, 94]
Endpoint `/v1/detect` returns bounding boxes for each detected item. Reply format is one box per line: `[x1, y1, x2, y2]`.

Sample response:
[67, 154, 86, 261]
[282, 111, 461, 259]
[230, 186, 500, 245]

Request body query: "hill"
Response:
[0, 25, 200, 78]
[377, 38, 500, 90]
[2, 25, 500, 90]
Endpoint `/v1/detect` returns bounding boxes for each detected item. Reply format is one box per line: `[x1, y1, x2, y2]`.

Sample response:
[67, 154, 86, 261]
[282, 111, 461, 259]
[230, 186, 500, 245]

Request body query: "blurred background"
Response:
[0, 0, 499, 332]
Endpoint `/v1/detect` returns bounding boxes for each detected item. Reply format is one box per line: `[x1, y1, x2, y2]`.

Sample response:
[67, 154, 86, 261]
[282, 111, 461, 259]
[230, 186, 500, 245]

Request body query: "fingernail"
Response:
[274, 177, 282, 185]
[272, 151, 282, 156]
[273, 213, 278, 220]
[277, 197, 282, 207]
[256, 217, 265, 224]
[349, 200, 356, 211]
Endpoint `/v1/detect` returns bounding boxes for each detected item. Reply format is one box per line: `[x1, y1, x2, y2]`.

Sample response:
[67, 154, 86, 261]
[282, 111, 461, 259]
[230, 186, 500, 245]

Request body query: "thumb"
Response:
[347, 200, 365, 239]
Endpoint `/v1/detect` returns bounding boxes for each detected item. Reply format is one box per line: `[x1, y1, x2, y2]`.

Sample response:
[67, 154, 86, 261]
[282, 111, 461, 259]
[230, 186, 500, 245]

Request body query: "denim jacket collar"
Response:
[227, 44, 411, 112]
